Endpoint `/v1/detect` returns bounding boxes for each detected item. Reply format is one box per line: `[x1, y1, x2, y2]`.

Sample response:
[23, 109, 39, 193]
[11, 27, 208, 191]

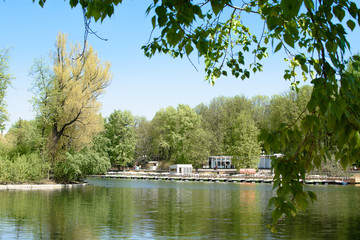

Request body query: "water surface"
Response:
[0, 178, 359, 239]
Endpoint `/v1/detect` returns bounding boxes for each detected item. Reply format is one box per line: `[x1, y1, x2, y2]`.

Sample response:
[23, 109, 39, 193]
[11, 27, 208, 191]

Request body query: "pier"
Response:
[89, 172, 354, 185]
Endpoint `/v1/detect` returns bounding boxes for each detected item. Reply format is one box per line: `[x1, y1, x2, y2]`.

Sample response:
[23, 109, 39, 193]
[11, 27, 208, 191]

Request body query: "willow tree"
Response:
[31, 33, 112, 162]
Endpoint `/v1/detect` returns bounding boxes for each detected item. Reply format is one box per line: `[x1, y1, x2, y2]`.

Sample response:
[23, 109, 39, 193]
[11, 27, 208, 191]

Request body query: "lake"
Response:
[0, 177, 359, 239]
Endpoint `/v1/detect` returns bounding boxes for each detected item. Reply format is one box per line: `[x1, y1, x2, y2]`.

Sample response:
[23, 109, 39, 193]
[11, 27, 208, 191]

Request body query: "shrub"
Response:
[0, 153, 50, 184]
[54, 150, 110, 183]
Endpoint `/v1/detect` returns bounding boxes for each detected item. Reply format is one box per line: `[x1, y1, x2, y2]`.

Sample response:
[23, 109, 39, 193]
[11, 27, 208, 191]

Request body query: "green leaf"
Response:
[354, 132, 360, 148]
[272, 209, 283, 223]
[38, 0, 45, 7]
[155, 6, 167, 27]
[281, 0, 302, 18]
[333, 5, 345, 22]
[307, 191, 317, 203]
[151, 16, 156, 29]
[300, 116, 312, 132]
[267, 16, 282, 31]
[347, 20, 356, 31]
[307, 96, 317, 112]
[197, 39, 208, 55]
[274, 42, 283, 53]
[210, 0, 224, 15]
[329, 101, 343, 120]
[340, 155, 349, 170]
[185, 44, 193, 56]
[193, 5, 202, 16]
[70, 0, 78, 8]
[349, 2, 358, 18]
[283, 33, 295, 48]
[295, 192, 308, 210]
[353, 55, 360, 62]
[313, 155, 321, 168]
[304, 0, 314, 10]
[268, 197, 277, 208]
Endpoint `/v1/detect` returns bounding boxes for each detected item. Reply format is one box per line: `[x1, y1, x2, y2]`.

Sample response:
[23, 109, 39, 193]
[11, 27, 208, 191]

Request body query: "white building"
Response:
[206, 156, 235, 169]
[169, 164, 193, 175]
[205, 154, 283, 170]
[147, 161, 159, 170]
[258, 154, 283, 169]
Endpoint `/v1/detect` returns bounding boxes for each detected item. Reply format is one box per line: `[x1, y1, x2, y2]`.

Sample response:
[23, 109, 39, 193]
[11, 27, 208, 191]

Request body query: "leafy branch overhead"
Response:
[34, 0, 360, 230]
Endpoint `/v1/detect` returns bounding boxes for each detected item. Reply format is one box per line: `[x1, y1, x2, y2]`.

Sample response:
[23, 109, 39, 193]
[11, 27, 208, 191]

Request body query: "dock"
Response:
[89, 172, 354, 185]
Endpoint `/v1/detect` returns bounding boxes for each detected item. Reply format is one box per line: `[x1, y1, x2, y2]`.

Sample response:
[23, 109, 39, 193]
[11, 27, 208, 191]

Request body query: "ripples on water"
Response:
[0, 178, 359, 239]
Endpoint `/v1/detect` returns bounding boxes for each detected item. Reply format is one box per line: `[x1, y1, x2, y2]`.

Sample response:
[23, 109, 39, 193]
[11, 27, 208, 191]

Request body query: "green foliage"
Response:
[54, 152, 83, 183]
[0, 153, 50, 184]
[30, 33, 111, 162]
[195, 97, 227, 155]
[251, 95, 270, 129]
[5, 119, 44, 158]
[196, 95, 260, 160]
[227, 113, 261, 168]
[34, 0, 123, 22]
[0, 49, 12, 131]
[151, 104, 210, 167]
[53, 149, 110, 183]
[0, 119, 50, 184]
[133, 117, 154, 165]
[102, 110, 136, 168]
[80, 149, 110, 175]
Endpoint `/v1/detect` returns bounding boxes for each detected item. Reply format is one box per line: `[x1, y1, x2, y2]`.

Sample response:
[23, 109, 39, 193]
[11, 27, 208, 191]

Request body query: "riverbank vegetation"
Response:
[0, 36, 357, 188]
[0, 44, 356, 184]
[1, 60, 316, 184]
[2, 32, 324, 185]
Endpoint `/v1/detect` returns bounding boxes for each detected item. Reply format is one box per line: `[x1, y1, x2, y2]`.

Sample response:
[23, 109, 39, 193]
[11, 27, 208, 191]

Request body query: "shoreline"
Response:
[90, 173, 355, 185]
[0, 183, 87, 190]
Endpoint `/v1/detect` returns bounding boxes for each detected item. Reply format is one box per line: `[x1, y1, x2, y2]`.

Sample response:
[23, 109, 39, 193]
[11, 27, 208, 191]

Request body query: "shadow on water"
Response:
[0, 178, 359, 239]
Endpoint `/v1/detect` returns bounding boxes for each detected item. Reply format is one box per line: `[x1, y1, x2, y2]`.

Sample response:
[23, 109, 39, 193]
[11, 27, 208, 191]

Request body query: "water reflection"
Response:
[0, 179, 359, 239]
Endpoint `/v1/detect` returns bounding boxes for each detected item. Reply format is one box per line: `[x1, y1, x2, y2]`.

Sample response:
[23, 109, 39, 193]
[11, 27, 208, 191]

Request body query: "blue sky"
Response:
[1, 1, 359, 130]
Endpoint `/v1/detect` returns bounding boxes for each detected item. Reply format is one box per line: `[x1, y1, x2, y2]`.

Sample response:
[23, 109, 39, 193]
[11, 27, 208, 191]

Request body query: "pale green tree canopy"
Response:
[0, 49, 12, 131]
[30, 33, 112, 162]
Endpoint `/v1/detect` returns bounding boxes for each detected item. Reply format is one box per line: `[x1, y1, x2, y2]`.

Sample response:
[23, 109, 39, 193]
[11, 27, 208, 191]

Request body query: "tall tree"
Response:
[251, 95, 270, 129]
[103, 110, 136, 170]
[174, 104, 210, 167]
[134, 116, 154, 165]
[195, 97, 227, 155]
[226, 113, 261, 169]
[31, 33, 112, 162]
[196, 95, 254, 156]
[152, 104, 210, 166]
[0, 49, 12, 131]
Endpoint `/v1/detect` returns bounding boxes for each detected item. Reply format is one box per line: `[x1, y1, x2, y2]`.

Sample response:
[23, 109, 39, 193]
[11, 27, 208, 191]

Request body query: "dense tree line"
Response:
[0, 34, 346, 187]
[0, 52, 314, 183]
[91, 86, 314, 172]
